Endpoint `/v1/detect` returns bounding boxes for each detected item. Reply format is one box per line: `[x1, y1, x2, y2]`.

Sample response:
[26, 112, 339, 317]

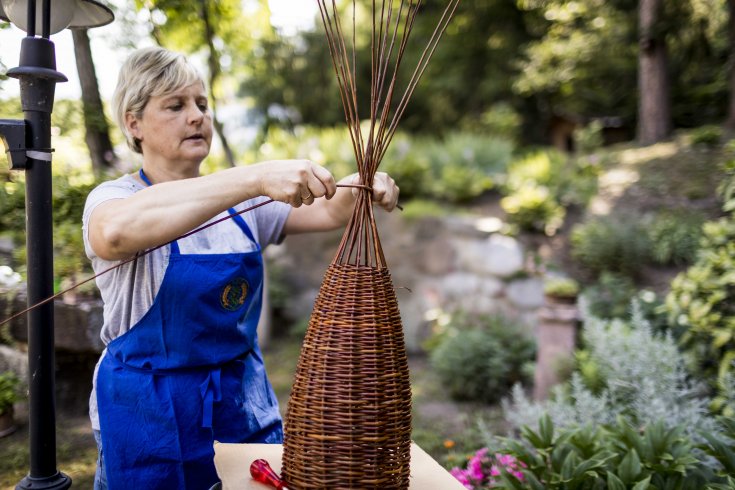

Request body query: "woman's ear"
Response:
[125, 112, 142, 141]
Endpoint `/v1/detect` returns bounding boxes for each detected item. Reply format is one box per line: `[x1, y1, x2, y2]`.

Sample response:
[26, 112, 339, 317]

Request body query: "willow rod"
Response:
[377, 0, 460, 164]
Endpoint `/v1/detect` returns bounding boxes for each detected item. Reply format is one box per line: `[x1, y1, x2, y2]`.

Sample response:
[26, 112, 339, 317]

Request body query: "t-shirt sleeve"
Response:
[244, 196, 291, 247]
[82, 177, 139, 259]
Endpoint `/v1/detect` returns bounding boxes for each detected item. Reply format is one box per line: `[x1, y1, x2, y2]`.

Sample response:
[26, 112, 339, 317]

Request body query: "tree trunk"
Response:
[726, 0, 735, 130]
[637, 0, 671, 145]
[201, 0, 236, 168]
[72, 29, 118, 175]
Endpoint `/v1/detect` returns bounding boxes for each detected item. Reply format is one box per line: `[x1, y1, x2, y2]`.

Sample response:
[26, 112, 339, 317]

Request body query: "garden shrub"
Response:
[717, 144, 735, 212]
[573, 120, 604, 154]
[472, 102, 523, 141]
[399, 198, 451, 222]
[435, 164, 494, 203]
[380, 134, 432, 199]
[429, 314, 535, 404]
[0, 370, 21, 414]
[543, 277, 580, 301]
[504, 150, 565, 191]
[500, 144, 599, 235]
[504, 149, 600, 209]
[464, 415, 728, 489]
[570, 216, 652, 279]
[701, 416, 735, 483]
[666, 213, 735, 392]
[647, 211, 703, 266]
[0, 174, 26, 246]
[711, 363, 735, 418]
[426, 132, 513, 202]
[501, 184, 565, 235]
[1, 170, 102, 292]
[582, 272, 637, 320]
[503, 305, 717, 441]
[690, 125, 723, 147]
[463, 306, 735, 488]
[437, 132, 514, 176]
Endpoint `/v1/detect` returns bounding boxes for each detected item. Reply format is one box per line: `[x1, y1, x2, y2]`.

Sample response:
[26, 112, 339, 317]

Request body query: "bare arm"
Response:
[283, 172, 400, 235]
[89, 160, 336, 260]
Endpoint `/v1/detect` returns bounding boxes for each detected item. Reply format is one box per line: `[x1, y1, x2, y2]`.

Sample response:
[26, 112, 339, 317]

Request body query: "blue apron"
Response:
[96, 170, 282, 489]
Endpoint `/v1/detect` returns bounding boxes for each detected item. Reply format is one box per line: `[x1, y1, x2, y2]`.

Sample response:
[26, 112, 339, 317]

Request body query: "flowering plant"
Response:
[450, 448, 525, 489]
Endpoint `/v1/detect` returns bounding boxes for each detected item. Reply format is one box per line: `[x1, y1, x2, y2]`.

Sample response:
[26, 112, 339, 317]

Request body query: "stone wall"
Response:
[0, 290, 104, 417]
[269, 210, 545, 353]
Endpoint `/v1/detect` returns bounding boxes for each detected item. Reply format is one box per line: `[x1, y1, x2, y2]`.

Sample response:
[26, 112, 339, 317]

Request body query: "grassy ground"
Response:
[0, 415, 97, 489]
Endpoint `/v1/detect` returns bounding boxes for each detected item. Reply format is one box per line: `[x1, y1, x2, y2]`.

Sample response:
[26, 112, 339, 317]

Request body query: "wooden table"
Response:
[213, 442, 465, 489]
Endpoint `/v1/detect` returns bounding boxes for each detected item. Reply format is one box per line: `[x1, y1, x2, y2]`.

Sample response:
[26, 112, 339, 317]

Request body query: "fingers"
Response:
[341, 172, 400, 211]
[371, 172, 400, 212]
[311, 164, 337, 199]
[276, 160, 333, 208]
[298, 162, 334, 206]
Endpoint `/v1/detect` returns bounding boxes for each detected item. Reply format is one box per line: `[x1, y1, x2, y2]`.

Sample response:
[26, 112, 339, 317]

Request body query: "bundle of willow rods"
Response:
[282, 1, 459, 488]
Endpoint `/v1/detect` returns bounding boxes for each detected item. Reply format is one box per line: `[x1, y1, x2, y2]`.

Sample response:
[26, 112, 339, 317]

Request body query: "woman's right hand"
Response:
[253, 160, 337, 207]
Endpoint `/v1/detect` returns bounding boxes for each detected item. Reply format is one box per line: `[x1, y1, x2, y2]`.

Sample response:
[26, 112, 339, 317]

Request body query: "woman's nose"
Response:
[187, 103, 205, 124]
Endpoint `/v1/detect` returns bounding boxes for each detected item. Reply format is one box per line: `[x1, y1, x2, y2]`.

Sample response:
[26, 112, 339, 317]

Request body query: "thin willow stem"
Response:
[323, 0, 460, 268]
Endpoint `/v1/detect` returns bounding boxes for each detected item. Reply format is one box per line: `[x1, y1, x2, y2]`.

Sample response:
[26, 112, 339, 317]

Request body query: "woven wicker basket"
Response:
[282, 259, 412, 489]
[281, 2, 458, 486]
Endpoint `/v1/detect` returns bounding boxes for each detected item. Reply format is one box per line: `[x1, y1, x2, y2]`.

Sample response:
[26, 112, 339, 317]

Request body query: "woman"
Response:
[83, 47, 399, 489]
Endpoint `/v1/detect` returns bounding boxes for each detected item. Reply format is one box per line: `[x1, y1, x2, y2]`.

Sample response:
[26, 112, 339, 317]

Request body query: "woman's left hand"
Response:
[348, 172, 400, 212]
[284, 171, 400, 235]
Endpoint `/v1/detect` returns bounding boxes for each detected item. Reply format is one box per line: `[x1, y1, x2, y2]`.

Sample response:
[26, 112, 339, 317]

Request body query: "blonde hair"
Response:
[113, 47, 204, 153]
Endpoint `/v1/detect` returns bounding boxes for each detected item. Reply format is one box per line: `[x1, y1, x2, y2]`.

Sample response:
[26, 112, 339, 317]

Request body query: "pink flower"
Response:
[451, 449, 527, 489]
[450, 467, 473, 489]
[468, 457, 484, 481]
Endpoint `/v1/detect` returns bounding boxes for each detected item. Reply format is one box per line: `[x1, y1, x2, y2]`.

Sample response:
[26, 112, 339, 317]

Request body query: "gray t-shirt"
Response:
[82, 173, 291, 430]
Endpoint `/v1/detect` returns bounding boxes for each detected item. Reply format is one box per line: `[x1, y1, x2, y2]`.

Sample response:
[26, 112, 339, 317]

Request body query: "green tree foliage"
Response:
[398, 0, 541, 134]
[240, 0, 543, 137]
[514, 0, 639, 123]
[666, 212, 735, 391]
[515, 0, 729, 131]
[239, 30, 344, 129]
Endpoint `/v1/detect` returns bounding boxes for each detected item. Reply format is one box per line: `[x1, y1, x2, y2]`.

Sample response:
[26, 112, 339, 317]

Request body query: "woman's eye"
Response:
[168, 104, 183, 111]
[198, 103, 208, 112]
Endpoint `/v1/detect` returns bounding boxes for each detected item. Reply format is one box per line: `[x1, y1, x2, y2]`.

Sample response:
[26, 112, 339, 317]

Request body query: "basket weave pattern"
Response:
[282, 263, 412, 489]
[282, 2, 458, 486]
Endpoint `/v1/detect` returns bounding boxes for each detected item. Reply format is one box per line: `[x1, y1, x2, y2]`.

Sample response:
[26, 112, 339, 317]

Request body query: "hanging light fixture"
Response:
[0, 0, 113, 35]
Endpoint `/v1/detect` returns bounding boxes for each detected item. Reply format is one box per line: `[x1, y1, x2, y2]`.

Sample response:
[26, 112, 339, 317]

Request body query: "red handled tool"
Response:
[250, 459, 288, 489]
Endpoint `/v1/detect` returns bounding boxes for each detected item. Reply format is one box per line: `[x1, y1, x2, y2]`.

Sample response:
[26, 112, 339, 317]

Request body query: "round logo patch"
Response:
[220, 277, 249, 311]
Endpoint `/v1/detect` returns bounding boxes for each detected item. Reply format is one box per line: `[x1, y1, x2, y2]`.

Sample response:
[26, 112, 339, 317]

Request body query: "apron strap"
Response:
[139, 168, 257, 254]
[199, 368, 222, 429]
[228, 208, 260, 252]
[138, 168, 154, 186]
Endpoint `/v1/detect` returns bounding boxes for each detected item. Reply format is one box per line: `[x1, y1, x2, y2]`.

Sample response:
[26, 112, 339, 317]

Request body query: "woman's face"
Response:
[128, 82, 213, 170]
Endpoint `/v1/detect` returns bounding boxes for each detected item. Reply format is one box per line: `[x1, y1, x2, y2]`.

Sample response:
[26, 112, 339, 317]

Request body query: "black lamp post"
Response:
[0, 1, 112, 488]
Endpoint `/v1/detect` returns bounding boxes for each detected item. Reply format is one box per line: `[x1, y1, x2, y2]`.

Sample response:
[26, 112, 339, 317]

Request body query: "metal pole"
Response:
[8, 30, 71, 490]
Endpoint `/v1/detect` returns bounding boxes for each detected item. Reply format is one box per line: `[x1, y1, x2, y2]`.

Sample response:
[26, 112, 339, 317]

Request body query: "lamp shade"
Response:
[69, 0, 113, 29]
[0, 0, 113, 34]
